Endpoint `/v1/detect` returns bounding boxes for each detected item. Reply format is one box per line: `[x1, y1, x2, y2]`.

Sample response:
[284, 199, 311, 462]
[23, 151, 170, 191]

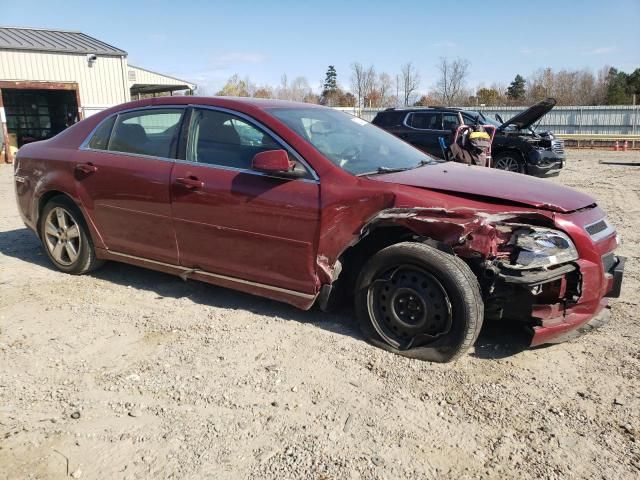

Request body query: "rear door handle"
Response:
[75, 162, 97, 174]
[175, 176, 204, 190]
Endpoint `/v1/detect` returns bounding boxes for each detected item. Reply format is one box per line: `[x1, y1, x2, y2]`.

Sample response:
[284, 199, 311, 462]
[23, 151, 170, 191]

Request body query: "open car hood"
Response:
[369, 162, 595, 213]
[499, 97, 556, 130]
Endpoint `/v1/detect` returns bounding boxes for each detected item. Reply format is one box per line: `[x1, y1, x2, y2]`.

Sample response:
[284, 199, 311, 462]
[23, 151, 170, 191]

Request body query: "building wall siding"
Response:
[128, 65, 193, 88]
[0, 50, 129, 109]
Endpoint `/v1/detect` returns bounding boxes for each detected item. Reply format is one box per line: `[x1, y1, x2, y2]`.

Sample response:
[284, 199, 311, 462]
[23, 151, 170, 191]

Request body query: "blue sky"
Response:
[3, 0, 639, 94]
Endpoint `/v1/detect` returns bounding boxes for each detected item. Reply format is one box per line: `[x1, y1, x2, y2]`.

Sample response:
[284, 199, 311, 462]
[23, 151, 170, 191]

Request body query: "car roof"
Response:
[113, 96, 324, 112]
[379, 106, 467, 113]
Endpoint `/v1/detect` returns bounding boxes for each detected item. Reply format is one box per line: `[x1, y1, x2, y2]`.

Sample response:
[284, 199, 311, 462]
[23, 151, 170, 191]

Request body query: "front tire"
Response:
[493, 152, 525, 173]
[39, 196, 103, 274]
[355, 242, 483, 363]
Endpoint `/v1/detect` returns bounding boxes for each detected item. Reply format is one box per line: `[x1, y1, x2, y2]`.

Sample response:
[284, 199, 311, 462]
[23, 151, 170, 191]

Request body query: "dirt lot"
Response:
[1, 150, 639, 480]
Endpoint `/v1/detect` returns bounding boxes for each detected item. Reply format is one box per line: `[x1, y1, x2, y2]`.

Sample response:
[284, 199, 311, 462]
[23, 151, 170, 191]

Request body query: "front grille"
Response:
[551, 139, 565, 155]
[586, 220, 608, 236]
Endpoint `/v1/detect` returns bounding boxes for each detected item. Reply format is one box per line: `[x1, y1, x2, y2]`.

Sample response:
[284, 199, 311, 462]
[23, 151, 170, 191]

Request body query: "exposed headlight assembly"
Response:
[508, 227, 578, 270]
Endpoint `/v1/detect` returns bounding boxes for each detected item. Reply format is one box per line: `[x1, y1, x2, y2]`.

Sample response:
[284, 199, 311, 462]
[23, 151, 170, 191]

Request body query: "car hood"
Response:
[368, 162, 595, 213]
[499, 97, 556, 130]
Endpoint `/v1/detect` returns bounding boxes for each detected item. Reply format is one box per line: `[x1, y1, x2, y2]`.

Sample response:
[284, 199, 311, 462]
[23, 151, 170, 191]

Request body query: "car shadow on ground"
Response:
[1, 226, 534, 361]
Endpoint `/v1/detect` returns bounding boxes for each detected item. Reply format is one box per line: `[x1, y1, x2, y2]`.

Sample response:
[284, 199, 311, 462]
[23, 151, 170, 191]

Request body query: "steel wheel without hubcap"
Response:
[494, 155, 521, 172]
[43, 207, 82, 266]
[367, 265, 452, 350]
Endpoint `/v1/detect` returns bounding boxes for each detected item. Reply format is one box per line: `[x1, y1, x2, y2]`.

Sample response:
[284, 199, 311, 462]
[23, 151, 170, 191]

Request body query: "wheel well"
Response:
[37, 191, 74, 231]
[493, 148, 524, 160]
[326, 226, 447, 308]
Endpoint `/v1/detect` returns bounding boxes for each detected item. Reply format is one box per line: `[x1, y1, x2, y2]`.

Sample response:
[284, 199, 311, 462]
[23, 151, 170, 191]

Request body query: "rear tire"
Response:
[39, 196, 103, 274]
[493, 152, 525, 173]
[355, 242, 483, 363]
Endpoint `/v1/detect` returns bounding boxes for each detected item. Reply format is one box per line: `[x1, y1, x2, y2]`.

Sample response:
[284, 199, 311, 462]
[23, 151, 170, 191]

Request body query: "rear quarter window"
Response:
[87, 116, 116, 150]
[372, 111, 405, 127]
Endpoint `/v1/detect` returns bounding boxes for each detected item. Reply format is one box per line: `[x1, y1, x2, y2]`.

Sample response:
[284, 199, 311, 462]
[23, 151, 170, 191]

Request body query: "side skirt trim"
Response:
[105, 250, 316, 300]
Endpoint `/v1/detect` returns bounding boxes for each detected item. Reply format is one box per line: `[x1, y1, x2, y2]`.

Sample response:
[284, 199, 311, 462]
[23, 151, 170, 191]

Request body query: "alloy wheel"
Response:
[43, 207, 82, 266]
[494, 156, 521, 172]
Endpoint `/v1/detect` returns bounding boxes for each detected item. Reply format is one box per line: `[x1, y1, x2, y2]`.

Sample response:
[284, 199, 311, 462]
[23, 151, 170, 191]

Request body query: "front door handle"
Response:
[175, 176, 204, 190]
[75, 162, 97, 174]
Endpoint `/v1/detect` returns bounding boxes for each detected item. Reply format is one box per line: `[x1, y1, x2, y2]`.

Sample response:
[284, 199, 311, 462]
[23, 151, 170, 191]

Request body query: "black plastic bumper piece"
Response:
[498, 263, 576, 285]
[605, 256, 625, 298]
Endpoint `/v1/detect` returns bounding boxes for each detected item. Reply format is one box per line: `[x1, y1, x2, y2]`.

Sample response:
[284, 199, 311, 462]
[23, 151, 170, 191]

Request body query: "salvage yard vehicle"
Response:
[13, 97, 624, 362]
[372, 98, 566, 176]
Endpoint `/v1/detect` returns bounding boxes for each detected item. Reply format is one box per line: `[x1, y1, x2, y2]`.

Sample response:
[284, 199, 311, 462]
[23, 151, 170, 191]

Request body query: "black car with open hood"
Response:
[372, 98, 565, 177]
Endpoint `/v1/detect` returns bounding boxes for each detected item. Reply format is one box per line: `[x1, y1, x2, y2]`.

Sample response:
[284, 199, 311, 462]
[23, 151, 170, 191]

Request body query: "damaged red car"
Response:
[13, 97, 625, 362]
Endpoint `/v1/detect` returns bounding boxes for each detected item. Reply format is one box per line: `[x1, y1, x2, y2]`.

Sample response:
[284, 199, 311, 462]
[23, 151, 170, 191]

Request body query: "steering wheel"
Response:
[338, 145, 360, 166]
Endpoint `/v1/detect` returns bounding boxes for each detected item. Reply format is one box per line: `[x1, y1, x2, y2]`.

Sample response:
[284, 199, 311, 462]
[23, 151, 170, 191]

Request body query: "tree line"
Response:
[208, 60, 640, 108]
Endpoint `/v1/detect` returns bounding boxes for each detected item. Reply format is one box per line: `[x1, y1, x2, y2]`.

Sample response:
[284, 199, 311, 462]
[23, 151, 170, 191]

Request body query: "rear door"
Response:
[170, 107, 321, 294]
[76, 107, 184, 264]
[402, 111, 443, 156]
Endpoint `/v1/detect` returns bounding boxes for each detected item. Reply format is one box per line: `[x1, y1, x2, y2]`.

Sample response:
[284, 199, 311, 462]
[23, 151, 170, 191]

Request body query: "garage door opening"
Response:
[1, 88, 79, 148]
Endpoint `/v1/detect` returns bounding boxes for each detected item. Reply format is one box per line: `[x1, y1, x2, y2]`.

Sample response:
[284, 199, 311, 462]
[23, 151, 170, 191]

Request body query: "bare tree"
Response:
[400, 62, 420, 106]
[350, 63, 376, 110]
[433, 57, 470, 105]
[377, 72, 395, 107]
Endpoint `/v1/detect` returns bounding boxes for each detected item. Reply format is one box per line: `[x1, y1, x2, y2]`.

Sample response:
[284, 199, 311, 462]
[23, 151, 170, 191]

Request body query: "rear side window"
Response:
[107, 109, 184, 158]
[372, 111, 405, 127]
[87, 116, 116, 150]
[408, 112, 440, 130]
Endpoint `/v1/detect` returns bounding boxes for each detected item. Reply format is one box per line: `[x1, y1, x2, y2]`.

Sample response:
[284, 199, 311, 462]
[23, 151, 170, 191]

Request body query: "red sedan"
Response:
[13, 97, 624, 362]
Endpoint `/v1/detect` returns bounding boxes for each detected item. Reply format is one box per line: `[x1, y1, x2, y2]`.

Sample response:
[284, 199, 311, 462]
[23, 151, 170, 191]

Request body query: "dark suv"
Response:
[372, 98, 565, 177]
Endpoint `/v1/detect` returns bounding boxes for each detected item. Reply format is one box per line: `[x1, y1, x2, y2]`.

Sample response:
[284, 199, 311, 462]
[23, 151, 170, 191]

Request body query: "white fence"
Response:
[334, 105, 640, 136]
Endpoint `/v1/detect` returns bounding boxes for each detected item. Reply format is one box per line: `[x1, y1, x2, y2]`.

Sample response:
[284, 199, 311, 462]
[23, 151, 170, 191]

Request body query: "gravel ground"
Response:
[1, 150, 639, 480]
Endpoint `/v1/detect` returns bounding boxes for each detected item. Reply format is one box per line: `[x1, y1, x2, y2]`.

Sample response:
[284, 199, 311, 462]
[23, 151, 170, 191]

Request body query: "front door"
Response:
[75, 107, 184, 264]
[402, 111, 443, 157]
[170, 107, 320, 294]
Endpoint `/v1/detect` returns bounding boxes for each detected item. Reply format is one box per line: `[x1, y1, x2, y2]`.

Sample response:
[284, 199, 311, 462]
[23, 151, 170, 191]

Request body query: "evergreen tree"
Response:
[321, 65, 339, 105]
[506, 74, 526, 101]
[605, 68, 629, 104]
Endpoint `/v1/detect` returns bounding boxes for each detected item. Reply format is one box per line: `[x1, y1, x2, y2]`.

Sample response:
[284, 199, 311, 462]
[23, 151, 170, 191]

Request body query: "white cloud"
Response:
[583, 46, 615, 55]
[432, 41, 457, 48]
[519, 47, 548, 55]
[212, 52, 267, 67]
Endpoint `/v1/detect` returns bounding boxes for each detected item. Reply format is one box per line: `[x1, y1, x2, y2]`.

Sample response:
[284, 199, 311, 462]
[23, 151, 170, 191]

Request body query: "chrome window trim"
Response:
[79, 105, 186, 154]
[78, 104, 320, 182]
[172, 157, 319, 184]
[585, 218, 616, 243]
[188, 105, 319, 181]
[402, 111, 443, 131]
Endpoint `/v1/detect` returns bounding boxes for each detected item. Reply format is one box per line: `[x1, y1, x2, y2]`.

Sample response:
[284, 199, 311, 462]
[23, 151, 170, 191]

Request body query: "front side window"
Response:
[186, 109, 282, 169]
[108, 109, 183, 158]
[408, 112, 440, 130]
[269, 107, 438, 176]
[442, 113, 461, 131]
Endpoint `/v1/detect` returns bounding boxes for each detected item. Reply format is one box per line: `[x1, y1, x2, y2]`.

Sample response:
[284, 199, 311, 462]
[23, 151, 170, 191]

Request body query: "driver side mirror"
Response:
[252, 149, 297, 175]
[495, 113, 504, 123]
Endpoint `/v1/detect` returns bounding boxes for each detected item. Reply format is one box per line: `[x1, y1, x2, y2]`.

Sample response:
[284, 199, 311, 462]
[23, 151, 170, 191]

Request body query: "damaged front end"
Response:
[340, 206, 600, 346]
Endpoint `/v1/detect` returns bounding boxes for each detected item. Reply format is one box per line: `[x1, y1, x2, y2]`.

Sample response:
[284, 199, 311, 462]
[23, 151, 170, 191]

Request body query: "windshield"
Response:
[269, 107, 438, 176]
[475, 112, 502, 127]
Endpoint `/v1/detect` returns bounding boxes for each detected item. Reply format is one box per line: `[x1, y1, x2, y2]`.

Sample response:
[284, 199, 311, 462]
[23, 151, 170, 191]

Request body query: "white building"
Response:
[0, 26, 195, 163]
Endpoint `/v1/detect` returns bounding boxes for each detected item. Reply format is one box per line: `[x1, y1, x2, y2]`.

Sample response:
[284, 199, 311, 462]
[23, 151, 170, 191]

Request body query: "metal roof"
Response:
[0, 27, 127, 56]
